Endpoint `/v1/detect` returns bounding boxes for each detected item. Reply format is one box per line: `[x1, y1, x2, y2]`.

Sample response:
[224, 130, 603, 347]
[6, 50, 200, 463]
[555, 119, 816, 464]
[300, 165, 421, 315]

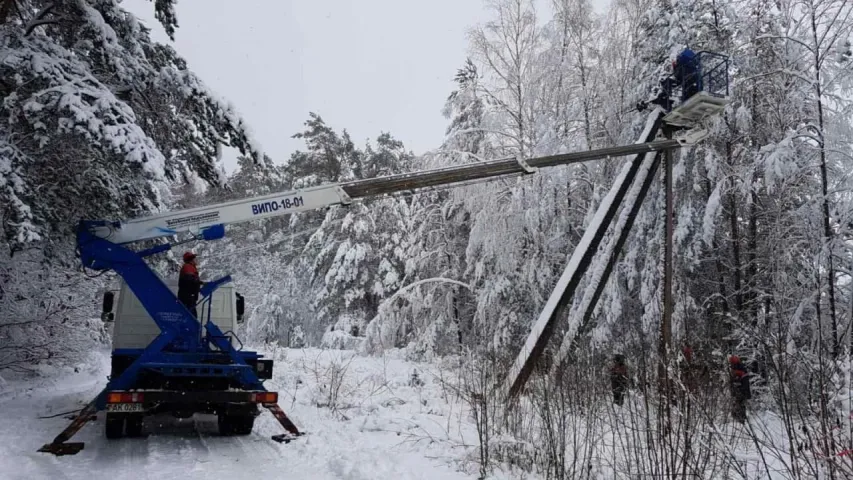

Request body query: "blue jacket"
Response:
[674, 49, 698, 81]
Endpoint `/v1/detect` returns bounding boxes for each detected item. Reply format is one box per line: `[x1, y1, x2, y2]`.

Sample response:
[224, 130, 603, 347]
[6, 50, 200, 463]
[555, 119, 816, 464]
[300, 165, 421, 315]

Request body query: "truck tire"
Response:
[125, 415, 144, 437]
[218, 414, 254, 436]
[105, 413, 124, 439]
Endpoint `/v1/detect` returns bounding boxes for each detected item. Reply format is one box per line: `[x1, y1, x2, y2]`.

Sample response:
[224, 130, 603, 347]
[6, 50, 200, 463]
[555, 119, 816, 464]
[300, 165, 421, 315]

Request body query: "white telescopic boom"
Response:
[92, 184, 353, 244]
[91, 135, 699, 245]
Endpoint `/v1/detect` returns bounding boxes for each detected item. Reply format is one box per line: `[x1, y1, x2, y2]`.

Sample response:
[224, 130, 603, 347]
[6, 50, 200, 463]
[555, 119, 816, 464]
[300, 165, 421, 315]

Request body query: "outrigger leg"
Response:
[38, 399, 100, 456]
[266, 403, 303, 443]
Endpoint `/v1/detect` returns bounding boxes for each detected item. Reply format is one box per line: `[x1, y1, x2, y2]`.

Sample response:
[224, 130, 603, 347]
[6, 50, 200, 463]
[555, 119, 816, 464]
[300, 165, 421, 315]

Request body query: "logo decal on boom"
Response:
[251, 196, 306, 215]
[165, 211, 221, 229]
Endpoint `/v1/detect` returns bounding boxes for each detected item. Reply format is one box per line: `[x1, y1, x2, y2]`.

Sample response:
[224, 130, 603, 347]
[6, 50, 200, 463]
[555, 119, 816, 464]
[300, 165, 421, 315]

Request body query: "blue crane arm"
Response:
[78, 223, 203, 352]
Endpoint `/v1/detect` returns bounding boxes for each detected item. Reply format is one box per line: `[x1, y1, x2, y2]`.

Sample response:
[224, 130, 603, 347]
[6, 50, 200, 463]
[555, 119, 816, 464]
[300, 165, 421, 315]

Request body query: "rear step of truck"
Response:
[38, 389, 303, 455]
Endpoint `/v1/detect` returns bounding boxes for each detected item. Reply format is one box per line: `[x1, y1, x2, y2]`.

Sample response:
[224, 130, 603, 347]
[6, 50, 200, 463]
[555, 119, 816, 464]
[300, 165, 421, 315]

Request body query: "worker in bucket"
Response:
[637, 47, 701, 112]
[672, 47, 700, 102]
[178, 251, 205, 318]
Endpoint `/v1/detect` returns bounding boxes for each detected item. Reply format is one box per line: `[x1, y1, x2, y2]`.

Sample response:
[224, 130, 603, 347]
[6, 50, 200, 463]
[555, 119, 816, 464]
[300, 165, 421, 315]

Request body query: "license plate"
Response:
[106, 403, 144, 413]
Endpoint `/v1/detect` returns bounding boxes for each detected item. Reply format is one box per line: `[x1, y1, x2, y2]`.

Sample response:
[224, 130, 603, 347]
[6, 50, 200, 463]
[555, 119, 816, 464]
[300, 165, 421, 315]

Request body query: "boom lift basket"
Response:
[663, 51, 730, 127]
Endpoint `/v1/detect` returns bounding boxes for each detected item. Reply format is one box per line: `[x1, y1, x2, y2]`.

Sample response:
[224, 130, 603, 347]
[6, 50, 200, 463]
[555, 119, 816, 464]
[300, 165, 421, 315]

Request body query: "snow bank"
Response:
[320, 329, 366, 350]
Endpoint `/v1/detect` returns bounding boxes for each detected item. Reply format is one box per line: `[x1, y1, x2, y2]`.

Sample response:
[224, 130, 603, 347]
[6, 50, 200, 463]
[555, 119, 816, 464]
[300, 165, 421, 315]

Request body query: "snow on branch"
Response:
[3, 33, 166, 177]
[0, 140, 40, 246]
[364, 277, 474, 355]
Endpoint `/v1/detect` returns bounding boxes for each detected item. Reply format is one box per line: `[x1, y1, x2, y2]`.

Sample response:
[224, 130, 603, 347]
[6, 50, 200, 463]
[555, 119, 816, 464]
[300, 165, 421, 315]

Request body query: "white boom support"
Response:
[93, 184, 353, 244]
[94, 133, 704, 245]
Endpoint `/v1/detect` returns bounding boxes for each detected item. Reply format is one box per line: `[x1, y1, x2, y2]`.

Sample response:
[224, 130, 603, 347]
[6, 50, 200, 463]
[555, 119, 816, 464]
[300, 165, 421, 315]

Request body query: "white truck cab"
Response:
[102, 279, 245, 350]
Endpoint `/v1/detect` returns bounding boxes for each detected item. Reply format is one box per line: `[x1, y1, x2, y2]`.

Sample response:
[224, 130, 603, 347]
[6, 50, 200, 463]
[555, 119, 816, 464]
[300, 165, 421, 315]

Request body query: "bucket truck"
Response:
[38, 51, 729, 456]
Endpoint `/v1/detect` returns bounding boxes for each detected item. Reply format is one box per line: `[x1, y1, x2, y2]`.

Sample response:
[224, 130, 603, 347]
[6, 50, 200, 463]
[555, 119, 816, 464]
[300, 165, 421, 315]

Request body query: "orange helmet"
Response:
[183, 251, 197, 262]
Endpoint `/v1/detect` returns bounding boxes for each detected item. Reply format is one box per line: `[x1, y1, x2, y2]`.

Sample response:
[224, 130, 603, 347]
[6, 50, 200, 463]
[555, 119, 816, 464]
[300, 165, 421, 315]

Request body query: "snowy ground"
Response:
[4, 346, 842, 479]
[0, 347, 516, 480]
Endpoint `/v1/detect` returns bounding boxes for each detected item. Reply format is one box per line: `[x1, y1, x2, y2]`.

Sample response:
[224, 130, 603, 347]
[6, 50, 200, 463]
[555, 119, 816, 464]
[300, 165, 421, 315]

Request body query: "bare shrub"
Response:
[301, 351, 357, 415]
[0, 250, 107, 377]
[527, 346, 605, 479]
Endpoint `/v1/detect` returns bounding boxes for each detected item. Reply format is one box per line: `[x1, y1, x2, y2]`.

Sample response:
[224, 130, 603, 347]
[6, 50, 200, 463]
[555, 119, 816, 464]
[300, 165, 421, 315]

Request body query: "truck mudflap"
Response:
[38, 389, 303, 456]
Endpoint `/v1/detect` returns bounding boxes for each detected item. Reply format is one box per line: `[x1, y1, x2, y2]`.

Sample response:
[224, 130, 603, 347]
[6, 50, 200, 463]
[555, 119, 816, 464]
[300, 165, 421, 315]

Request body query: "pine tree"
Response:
[307, 133, 412, 345]
[1, 0, 261, 254]
[0, 0, 260, 373]
[398, 60, 485, 355]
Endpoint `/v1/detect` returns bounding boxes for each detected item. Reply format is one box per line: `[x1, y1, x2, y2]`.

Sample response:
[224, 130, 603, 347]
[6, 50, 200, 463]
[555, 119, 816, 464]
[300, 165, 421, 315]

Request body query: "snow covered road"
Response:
[0, 348, 495, 480]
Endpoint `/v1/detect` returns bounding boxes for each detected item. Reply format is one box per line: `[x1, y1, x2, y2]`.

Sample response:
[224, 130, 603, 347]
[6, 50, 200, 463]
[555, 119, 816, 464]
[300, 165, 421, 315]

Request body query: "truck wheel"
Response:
[218, 414, 255, 436]
[125, 415, 144, 437]
[105, 413, 124, 439]
[232, 415, 254, 435]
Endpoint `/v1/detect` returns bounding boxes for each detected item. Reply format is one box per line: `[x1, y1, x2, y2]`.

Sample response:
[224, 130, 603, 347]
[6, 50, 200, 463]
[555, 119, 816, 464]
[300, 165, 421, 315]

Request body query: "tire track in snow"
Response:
[92, 434, 151, 476]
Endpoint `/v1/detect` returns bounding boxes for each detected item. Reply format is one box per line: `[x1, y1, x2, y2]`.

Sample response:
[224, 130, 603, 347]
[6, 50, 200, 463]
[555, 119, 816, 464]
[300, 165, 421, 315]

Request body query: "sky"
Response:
[124, 0, 610, 174]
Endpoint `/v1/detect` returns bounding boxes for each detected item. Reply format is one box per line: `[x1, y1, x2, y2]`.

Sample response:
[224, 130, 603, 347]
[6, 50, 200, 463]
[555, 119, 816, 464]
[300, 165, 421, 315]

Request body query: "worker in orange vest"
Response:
[178, 251, 205, 318]
[729, 355, 751, 423]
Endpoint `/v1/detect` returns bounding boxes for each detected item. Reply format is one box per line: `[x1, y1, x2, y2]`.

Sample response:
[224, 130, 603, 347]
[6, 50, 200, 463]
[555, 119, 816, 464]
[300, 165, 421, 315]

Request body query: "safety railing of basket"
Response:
[697, 51, 729, 97]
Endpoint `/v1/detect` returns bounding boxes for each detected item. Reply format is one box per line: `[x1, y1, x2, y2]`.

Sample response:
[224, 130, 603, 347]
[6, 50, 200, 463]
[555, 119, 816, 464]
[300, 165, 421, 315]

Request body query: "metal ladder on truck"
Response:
[39, 51, 729, 455]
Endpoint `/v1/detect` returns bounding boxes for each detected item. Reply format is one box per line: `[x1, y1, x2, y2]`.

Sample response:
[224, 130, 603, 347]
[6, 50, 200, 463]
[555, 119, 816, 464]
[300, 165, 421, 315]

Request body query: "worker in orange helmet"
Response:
[178, 251, 205, 318]
[729, 355, 751, 423]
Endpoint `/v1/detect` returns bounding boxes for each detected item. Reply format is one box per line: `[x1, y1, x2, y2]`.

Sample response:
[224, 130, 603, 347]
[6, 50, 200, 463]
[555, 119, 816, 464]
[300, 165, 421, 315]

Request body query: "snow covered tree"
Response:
[392, 61, 488, 356]
[542, 0, 602, 150]
[1, 0, 261, 254]
[773, 0, 853, 358]
[469, 0, 544, 157]
[306, 133, 413, 347]
[285, 112, 359, 188]
[245, 261, 309, 348]
[1, 0, 260, 373]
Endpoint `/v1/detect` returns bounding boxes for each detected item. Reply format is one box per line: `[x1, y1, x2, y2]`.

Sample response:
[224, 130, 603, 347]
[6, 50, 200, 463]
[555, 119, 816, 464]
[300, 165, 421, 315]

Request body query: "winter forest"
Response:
[3, 0, 853, 478]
